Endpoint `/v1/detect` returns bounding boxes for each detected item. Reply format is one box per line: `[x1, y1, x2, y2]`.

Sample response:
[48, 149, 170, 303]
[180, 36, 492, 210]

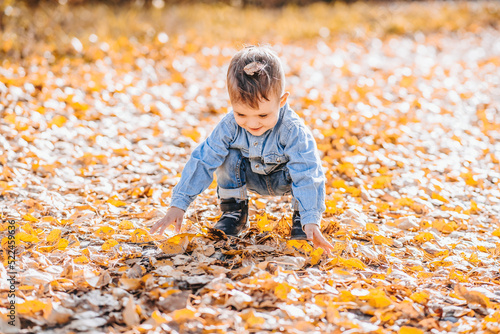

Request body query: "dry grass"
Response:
[1, 1, 499, 61]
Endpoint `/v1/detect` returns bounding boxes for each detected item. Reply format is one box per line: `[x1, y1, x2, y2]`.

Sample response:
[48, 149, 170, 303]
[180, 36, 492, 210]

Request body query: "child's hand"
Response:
[150, 207, 185, 235]
[304, 224, 334, 256]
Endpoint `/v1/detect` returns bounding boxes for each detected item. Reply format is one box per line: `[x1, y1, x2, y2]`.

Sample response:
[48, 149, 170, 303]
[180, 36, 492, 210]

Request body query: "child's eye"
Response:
[236, 113, 245, 117]
[259, 114, 268, 118]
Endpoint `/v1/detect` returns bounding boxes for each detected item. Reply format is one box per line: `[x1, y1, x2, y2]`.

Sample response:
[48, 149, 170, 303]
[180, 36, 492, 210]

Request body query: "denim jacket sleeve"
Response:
[283, 121, 326, 227]
[170, 116, 236, 211]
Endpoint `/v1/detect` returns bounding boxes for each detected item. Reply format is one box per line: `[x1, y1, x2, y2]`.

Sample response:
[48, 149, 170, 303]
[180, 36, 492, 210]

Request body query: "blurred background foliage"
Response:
[7, 0, 400, 8]
[1, 0, 499, 61]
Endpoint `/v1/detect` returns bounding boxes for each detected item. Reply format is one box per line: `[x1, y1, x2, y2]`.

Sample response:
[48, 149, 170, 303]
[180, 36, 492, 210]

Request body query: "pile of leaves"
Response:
[1, 1, 500, 333]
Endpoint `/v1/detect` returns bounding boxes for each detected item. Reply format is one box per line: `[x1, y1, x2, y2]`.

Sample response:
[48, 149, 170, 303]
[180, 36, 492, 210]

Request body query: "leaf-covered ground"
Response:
[1, 2, 500, 333]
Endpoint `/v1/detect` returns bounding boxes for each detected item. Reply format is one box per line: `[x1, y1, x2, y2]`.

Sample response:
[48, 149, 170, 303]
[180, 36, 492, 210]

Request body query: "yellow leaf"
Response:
[171, 308, 196, 322]
[36, 106, 46, 114]
[431, 192, 449, 203]
[4, 114, 16, 125]
[46, 229, 62, 243]
[151, 310, 167, 325]
[373, 235, 394, 246]
[59, 219, 73, 226]
[410, 291, 429, 304]
[365, 223, 379, 232]
[18, 232, 40, 243]
[22, 222, 35, 234]
[340, 257, 366, 270]
[243, 310, 265, 328]
[394, 197, 414, 207]
[414, 232, 434, 244]
[130, 228, 153, 243]
[17, 300, 48, 314]
[432, 219, 457, 234]
[374, 202, 390, 213]
[55, 238, 69, 250]
[23, 214, 39, 222]
[336, 162, 356, 178]
[256, 213, 272, 232]
[0, 181, 14, 194]
[49, 115, 67, 127]
[346, 136, 359, 147]
[95, 226, 115, 238]
[493, 228, 500, 237]
[287, 240, 313, 253]
[310, 248, 324, 265]
[466, 252, 480, 265]
[166, 233, 196, 246]
[74, 255, 90, 264]
[38, 245, 55, 253]
[449, 269, 467, 282]
[325, 197, 345, 214]
[485, 311, 500, 323]
[254, 199, 267, 209]
[399, 326, 424, 334]
[372, 175, 392, 189]
[15, 120, 29, 131]
[275, 283, 295, 300]
[331, 178, 347, 190]
[102, 239, 119, 251]
[118, 220, 135, 229]
[1, 237, 12, 249]
[469, 200, 480, 214]
[338, 290, 356, 302]
[359, 289, 392, 308]
[41, 216, 59, 224]
[107, 198, 127, 207]
[461, 172, 479, 187]
[181, 128, 201, 142]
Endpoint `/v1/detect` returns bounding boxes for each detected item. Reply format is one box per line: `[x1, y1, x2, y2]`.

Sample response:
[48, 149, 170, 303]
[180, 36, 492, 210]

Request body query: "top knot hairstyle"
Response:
[227, 45, 285, 109]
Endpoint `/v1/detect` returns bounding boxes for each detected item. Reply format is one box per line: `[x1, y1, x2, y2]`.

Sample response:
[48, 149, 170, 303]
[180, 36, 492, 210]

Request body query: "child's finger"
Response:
[151, 218, 167, 234]
[316, 234, 334, 255]
[158, 217, 174, 235]
[159, 222, 170, 235]
[174, 218, 182, 233]
[322, 246, 332, 256]
[150, 221, 161, 234]
[324, 242, 334, 255]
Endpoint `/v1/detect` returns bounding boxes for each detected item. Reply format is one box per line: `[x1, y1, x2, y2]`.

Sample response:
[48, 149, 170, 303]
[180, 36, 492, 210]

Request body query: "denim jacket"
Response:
[170, 103, 326, 227]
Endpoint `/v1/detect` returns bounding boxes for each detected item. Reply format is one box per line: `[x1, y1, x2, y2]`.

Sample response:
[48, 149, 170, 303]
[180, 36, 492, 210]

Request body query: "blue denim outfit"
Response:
[170, 103, 326, 227]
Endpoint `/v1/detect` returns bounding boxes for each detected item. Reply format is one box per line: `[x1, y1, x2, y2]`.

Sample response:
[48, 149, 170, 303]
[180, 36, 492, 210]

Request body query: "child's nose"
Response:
[248, 119, 260, 128]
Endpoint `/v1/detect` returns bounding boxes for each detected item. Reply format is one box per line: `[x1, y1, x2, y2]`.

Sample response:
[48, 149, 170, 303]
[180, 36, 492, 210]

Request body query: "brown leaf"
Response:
[122, 297, 140, 327]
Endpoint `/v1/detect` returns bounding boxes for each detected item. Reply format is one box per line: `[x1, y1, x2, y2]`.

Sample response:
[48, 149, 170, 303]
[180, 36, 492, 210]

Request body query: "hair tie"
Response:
[243, 62, 266, 76]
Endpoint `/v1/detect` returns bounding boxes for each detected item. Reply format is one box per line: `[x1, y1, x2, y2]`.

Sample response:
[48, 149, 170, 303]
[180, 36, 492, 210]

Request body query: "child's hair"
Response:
[227, 45, 285, 109]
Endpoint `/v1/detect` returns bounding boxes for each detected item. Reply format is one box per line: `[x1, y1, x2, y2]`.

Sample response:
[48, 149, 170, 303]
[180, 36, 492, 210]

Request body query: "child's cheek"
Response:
[269, 116, 279, 128]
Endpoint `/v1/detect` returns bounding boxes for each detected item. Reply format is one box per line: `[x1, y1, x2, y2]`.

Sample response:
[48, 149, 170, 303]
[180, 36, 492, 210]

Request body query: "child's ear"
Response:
[279, 92, 290, 108]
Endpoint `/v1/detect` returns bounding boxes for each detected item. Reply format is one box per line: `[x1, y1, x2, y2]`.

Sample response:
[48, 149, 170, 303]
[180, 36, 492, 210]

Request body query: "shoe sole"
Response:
[289, 234, 308, 240]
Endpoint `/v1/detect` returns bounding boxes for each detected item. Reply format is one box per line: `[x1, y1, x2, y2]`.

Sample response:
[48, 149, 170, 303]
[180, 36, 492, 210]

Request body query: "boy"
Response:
[151, 45, 334, 254]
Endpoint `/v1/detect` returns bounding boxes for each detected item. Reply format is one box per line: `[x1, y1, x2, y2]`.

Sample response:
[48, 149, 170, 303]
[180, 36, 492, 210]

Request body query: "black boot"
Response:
[290, 211, 308, 240]
[213, 198, 249, 236]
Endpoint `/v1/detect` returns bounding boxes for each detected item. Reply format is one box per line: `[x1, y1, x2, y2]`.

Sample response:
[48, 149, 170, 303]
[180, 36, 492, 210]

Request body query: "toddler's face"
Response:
[232, 92, 289, 137]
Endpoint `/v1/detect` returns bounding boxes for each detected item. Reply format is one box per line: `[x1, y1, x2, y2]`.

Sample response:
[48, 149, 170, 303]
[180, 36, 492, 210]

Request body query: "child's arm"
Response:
[284, 124, 326, 226]
[284, 123, 333, 254]
[151, 117, 236, 234]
